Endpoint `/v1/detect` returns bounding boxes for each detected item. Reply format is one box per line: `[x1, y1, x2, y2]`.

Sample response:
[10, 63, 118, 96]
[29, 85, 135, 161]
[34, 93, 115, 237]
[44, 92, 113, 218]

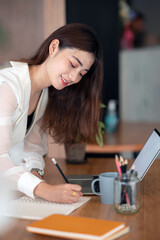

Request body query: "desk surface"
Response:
[1, 157, 160, 240]
[86, 121, 160, 153]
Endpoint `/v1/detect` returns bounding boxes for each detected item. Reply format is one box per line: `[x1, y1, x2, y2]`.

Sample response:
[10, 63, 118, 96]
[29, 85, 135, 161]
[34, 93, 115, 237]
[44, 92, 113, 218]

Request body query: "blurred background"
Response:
[0, 0, 160, 123]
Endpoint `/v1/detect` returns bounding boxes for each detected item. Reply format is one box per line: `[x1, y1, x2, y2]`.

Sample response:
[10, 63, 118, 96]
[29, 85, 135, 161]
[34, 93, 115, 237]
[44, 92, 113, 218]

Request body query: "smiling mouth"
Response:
[61, 76, 69, 86]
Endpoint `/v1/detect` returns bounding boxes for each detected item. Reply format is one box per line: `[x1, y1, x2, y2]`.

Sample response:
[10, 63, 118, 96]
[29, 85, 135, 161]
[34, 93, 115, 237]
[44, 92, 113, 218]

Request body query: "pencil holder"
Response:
[114, 171, 141, 214]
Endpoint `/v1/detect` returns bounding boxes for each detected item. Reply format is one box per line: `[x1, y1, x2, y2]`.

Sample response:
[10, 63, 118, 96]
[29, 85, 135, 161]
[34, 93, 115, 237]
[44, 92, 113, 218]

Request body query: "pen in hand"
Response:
[52, 158, 69, 183]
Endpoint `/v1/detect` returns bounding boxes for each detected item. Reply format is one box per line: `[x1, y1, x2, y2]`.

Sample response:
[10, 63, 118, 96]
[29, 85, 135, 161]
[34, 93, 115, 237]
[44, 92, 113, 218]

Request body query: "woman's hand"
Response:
[34, 182, 83, 204]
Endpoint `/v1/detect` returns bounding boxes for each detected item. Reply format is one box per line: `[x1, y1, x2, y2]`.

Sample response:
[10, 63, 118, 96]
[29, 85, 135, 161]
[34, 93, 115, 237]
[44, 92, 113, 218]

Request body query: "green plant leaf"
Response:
[100, 103, 106, 108]
[96, 120, 105, 147]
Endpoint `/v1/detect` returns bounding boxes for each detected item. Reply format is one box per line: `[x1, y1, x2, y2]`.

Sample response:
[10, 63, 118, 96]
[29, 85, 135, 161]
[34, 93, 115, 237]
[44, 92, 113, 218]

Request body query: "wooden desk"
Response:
[1, 157, 160, 240]
[86, 121, 160, 153]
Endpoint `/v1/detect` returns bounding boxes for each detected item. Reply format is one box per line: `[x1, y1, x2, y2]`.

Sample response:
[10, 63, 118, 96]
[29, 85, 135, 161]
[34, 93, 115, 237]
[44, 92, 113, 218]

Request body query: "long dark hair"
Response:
[25, 23, 103, 143]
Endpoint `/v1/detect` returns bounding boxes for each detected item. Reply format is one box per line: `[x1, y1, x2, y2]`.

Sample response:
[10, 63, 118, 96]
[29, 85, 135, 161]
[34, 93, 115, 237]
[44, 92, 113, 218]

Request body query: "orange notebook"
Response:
[27, 214, 130, 240]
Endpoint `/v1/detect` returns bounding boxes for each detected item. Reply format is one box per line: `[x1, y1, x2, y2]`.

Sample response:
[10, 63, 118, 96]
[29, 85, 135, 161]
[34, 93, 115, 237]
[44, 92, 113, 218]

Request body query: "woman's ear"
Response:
[49, 39, 60, 56]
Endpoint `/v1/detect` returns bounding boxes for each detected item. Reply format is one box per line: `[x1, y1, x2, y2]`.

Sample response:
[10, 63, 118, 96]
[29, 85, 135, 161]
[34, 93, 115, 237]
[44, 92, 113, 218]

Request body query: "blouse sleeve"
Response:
[0, 82, 44, 198]
[23, 118, 47, 171]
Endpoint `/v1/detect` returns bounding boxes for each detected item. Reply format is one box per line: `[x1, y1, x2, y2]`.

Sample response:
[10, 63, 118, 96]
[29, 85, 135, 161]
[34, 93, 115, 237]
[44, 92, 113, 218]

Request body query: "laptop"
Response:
[68, 128, 160, 194]
[130, 128, 160, 180]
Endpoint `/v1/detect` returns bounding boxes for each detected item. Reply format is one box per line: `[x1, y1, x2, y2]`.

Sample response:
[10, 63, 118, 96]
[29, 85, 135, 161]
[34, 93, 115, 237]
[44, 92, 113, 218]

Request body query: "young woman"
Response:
[0, 23, 103, 203]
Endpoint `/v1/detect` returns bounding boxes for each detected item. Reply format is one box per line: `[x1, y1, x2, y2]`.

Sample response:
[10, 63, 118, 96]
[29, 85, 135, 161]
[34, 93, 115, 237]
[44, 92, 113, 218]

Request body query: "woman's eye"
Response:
[70, 61, 75, 68]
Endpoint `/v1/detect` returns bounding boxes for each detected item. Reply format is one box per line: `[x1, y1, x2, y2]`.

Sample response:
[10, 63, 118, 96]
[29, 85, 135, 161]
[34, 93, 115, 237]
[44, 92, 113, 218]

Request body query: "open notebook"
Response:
[4, 196, 91, 220]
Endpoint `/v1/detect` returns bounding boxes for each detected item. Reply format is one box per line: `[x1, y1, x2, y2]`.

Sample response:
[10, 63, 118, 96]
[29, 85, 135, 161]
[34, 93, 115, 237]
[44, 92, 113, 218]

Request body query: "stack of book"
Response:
[27, 214, 130, 240]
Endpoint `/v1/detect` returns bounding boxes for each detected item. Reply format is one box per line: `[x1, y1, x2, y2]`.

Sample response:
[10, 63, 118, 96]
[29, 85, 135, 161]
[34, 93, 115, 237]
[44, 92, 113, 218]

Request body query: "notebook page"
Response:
[4, 196, 91, 220]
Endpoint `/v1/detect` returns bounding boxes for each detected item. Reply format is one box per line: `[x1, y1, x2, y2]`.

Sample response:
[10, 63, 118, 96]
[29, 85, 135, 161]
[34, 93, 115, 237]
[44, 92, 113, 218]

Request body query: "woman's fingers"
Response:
[69, 184, 82, 192]
[63, 184, 82, 200]
[57, 184, 83, 203]
[34, 182, 83, 203]
[67, 184, 83, 201]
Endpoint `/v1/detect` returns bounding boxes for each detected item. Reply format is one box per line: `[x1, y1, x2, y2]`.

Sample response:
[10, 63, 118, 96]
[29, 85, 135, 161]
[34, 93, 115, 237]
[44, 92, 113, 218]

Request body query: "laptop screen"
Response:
[130, 128, 160, 180]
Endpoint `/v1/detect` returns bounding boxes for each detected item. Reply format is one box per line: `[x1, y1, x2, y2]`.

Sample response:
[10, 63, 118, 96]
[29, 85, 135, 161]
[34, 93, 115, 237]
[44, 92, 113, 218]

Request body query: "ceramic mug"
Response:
[91, 172, 118, 204]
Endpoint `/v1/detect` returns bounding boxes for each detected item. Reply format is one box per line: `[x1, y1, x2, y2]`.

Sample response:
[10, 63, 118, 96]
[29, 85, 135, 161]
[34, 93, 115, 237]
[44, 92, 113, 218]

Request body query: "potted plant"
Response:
[65, 103, 106, 163]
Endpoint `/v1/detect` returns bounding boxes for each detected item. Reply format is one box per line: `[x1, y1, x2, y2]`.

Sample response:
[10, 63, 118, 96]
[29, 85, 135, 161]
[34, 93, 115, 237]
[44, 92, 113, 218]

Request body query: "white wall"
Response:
[120, 46, 160, 122]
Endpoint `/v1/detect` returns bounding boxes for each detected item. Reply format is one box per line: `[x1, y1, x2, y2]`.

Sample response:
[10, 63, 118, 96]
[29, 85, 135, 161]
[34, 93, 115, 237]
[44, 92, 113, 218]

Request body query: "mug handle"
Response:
[91, 178, 101, 195]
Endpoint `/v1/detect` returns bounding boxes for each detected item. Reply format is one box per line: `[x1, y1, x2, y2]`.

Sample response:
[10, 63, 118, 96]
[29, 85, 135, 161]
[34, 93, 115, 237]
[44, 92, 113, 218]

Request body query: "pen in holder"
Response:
[114, 155, 141, 214]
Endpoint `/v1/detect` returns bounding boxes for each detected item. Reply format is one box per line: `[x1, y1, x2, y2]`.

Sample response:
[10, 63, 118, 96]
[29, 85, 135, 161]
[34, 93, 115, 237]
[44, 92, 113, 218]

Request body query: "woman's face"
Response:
[45, 40, 94, 90]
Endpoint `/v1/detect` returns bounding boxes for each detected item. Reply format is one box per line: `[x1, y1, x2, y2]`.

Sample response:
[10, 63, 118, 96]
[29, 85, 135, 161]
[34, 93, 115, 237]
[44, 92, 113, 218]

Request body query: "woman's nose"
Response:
[69, 69, 78, 82]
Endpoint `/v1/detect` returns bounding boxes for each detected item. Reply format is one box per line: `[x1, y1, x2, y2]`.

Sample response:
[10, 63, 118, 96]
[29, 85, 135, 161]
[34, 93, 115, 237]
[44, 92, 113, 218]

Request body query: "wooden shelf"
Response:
[86, 121, 160, 153]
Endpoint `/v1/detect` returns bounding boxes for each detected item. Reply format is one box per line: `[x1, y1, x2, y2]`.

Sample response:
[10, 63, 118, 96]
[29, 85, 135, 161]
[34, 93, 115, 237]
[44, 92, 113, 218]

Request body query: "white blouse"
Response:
[0, 61, 48, 198]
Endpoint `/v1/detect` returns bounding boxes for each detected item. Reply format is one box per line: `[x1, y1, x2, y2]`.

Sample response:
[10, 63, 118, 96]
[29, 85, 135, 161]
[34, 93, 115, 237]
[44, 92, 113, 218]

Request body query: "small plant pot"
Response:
[65, 143, 87, 164]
